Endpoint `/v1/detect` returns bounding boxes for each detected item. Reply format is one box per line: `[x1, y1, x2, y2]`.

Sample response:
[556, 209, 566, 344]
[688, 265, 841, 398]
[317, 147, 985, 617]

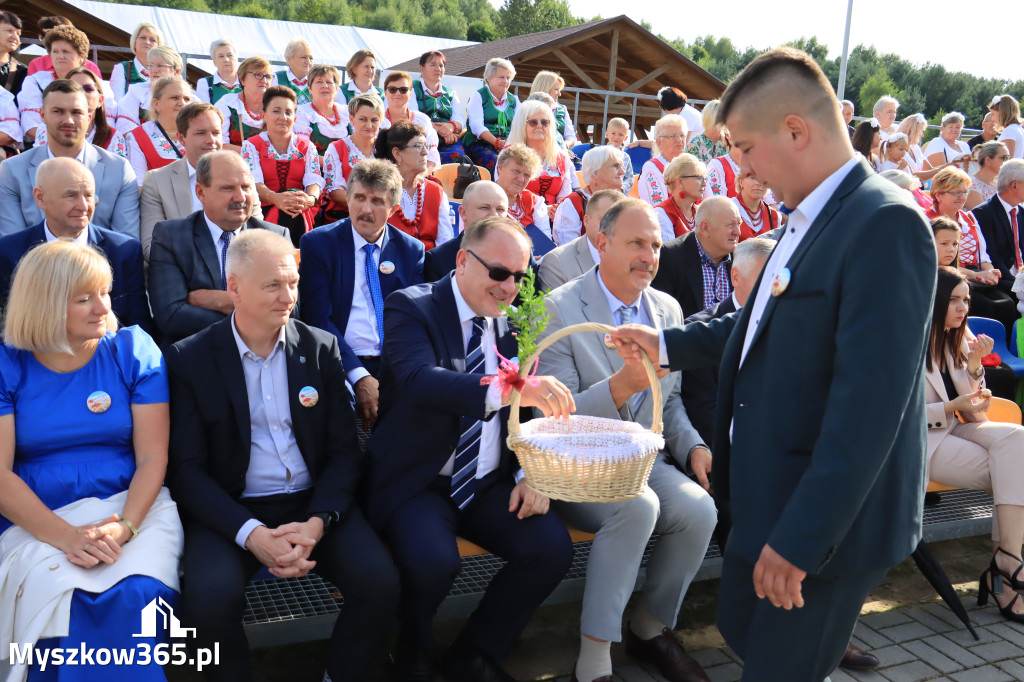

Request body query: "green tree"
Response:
[498, 0, 579, 37]
[858, 69, 902, 119]
[425, 8, 468, 39]
[225, 0, 274, 19]
[467, 19, 500, 42]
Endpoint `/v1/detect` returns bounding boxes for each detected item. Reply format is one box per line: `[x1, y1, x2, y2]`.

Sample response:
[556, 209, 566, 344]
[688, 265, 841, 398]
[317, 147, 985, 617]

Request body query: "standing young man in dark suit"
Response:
[165, 229, 398, 682]
[365, 216, 575, 682]
[299, 159, 424, 426]
[148, 151, 287, 345]
[613, 48, 936, 681]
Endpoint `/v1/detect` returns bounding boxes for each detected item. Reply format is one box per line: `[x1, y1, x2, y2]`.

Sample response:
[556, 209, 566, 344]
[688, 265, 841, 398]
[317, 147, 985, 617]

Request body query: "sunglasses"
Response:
[467, 249, 528, 283]
[526, 118, 551, 127]
[386, 86, 411, 95]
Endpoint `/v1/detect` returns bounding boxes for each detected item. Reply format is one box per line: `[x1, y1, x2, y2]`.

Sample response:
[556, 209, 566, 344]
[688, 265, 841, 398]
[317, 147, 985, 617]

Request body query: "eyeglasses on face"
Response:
[386, 86, 411, 95]
[659, 134, 685, 141]
[249, 73, 274, 82]
[526, 118, 551, 128]
[680, 174, 706, 184]
[401, 142, 429, 153]
[467, 249, 528, 283]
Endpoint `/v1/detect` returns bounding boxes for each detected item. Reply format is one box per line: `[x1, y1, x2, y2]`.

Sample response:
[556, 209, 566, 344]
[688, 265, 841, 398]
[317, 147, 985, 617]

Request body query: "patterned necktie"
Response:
[451, 316, 486, 510]
[219, 231, 233, 290]
[363, 244, 385, 340]
[617, 305, 649, 419]
[1011, 207, 1022, 271]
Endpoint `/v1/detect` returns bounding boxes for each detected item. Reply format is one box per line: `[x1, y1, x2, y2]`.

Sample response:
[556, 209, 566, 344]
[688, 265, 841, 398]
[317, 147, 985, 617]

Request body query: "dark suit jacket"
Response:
[424, 233, 462, 282]
[298, 219, 424, 375]
[652, 231, 733, 318]
[663, 159, 935, 576]
[165, 317, 361, 542]
[973, 195, 1021, 293]
[363, 276, 519, 529]
[0, 222, 151, 332]
[679, 296, 736, 445]
[148, 211, 287, 344]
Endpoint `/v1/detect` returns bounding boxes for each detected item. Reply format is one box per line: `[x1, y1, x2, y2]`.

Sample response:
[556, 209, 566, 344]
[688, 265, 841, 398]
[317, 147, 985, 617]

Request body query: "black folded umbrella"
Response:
[912, 540, 979, 640]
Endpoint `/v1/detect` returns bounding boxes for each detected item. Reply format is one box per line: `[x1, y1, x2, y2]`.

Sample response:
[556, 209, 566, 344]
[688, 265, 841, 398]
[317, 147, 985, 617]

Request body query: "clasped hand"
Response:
[273, 191, 314, 218]
[245, 518, 324, 578]
[59, 514, 130, 568]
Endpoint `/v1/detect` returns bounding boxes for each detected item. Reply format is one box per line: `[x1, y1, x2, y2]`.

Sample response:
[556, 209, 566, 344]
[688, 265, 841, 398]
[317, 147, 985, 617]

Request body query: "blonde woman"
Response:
[125, 76, 190, 186]
[295, 64, 348, 156]
[684, 100, 728, 164]
[272, 38, 315, 105]
[0, 241, 183, 681]
[506, 99, 577, 218]
[495, 142, 549, 235]
[638, 114, 688, 205]
[654, 153, 704, 241]
[531, 70, 577, 148]
[115, 45, 184, 135]
[897, 113, 928, 172]
[109, 22, 161, 100]
[924, 112, 972, 172]
[992, 95, 1024, 159]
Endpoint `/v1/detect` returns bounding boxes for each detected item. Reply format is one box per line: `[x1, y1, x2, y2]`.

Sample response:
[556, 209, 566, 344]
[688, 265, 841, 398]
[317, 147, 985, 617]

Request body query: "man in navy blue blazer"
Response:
[0, 157, 150, 332]
[365, 216, 575, 682]
[299, 160, 423, 425]
[424, 181, 508, 282]
[973, 159, 1024, 295]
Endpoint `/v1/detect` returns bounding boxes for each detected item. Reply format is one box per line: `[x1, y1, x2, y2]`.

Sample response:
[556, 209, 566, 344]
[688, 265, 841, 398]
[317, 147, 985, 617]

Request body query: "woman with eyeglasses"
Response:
[115, 46, 184, 136]
[494, 143, 550, 236]
[638, 114, 688, 205]
[379, 71, 440, 172]
[851, 119, 882, 172]
[109, 22, 161, 101]
[653, 154, 704, 242]
[321, 93, 383, 223]
[295, 64, 348, 157]
[505, 100, 576, 222]
[409, 50, 466, 165]
[195, 38, 240, 105]
[215, 56, 274, 153]
[32, 66, 126, 157]
[927, 167, 1017, 328]
[992, 95, 1024, 160]
[925, 112, 973, 172]
[551, 145, 624, 245]
[967, 141, 1011, 210]
[464, 57, 520, 174]
[338, 49, 383, 105]
[125, 76, 189, 187]
[374, 120, 452, 250]
[241, 85, 323, 247]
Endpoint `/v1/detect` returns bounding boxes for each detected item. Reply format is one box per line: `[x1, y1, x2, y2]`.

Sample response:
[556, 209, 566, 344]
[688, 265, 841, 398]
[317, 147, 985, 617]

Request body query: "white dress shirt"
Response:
[43, 221, 89, 246]
[204, 213, 238, 285]
[997, 194, 1022, 275]
[345, 225, 389, 385]
[187, 158, 202, 212]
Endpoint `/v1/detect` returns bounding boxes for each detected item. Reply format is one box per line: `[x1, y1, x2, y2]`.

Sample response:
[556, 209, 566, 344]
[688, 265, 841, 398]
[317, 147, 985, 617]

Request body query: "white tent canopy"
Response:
[67, 0, 475, 77]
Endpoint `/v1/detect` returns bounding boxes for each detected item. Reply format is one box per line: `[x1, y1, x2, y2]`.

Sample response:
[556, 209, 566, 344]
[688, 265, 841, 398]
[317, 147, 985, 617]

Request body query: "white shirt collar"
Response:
[204, 212, 240, 249]
[46, 143, 86, 163]
[595, 266, 643, 313]
[186, 158, 197, 178]
[351, 223, 388, 252]
[998, 193, 1020, 217]
[286, 67, 306, 85]
[787, 156, 860, 230]
[43, 220, 89, 246]
[586, 237, 601, 265]
[451, 272, 490, 324]
[230, 312, 287, 360]
[134, 57, 147, 76]
[731, 291, 742, 310]
[213, 71, 237, 88]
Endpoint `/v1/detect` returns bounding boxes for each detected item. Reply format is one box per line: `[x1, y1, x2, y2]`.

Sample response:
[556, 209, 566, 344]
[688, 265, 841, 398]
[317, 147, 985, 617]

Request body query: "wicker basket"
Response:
[507, 322, 664, 503]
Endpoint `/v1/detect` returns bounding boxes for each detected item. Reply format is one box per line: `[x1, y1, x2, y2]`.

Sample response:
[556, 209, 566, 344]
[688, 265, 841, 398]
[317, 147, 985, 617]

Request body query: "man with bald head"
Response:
[148, 150, 288, 345]
[538, 188, 618, 291]
[0, 157, 150, 330]
[612, 48, 935, 680]
[651, 195, 740, 317]
[424, 180, 508, 282]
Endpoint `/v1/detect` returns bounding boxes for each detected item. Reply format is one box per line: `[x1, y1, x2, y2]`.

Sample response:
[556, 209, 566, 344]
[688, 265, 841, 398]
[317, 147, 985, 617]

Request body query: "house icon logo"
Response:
[133, 597, 197, 638]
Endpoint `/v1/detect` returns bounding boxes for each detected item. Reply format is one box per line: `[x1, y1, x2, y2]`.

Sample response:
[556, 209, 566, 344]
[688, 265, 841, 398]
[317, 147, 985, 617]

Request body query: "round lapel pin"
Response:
[379, 260, 395, 275]
[298, 386, 319, 407]
[771, 268, 791, 297]
[87, 390, 111, 413]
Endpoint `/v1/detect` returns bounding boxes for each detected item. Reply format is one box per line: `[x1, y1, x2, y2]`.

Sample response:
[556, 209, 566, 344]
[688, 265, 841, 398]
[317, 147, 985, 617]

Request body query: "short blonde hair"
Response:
[483, 57, 515, 81]
[146, 45, 182, 72]
[531, 70, 564, 96]
[607, 117, 629, 131]
[225, 229, 296, 279]
[148, 76, 190, 119]
[348, 92, 384, 118]
[930, 166, 972, 195]
[700, 100, 721, 135]
[131, 22, 162, 51]
[651, 114, 687, 158]
[238, 56, 272, 83]
[284, 38, 312, 58]
[496, 142, 541, 178]
[897, 113, 927, 144]
[4, 241, 117, 353]
[309, 64, 340, 87]
[663, 153, 704, 186]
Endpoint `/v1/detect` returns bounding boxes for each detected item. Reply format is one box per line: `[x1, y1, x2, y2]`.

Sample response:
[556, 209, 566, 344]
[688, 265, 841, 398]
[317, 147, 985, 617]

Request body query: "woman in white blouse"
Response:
[551, 145, 625, 246]
[925, 112, 972, 172]
[321, 93, 383, 222]
[530, 70, 577, 149]
[115, 46, 183, 136]
[873, 95, 899, 140]
[638, 114, 688, 205]
[992, 95, 1024, 160]
[379, 71, 440, 172]
[464, 57, 520, 174]
[125, 76, 190, 186]
[295, 65, 348, 158]
[194, 39, 239, 105]
[410, 50, 466, 164]
[108, 22, 160, 101]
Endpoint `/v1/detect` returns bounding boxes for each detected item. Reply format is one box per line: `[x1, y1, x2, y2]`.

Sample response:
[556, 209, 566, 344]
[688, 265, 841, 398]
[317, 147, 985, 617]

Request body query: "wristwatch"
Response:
[307, 511, 338, 535]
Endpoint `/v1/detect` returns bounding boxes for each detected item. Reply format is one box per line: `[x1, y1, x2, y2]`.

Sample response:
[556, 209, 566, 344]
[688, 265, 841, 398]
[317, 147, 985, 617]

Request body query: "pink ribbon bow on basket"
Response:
[481, 347, 540, 400]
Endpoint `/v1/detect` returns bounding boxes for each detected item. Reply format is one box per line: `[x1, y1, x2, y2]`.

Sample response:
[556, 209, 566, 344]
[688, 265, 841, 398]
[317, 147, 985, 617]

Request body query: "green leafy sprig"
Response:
[499, 269, 551, 362]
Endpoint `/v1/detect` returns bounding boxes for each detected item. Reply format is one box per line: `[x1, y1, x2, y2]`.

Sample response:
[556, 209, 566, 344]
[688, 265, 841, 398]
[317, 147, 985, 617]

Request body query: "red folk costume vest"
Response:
[389, 179, 443, 250]
[714, 155, 739, 199]
[320, 137, 359, 217]
[250, 135, 317, 234]
[128, 126, 178, 173]
[527, 154, 569, 206]
[507, 189, 539, 229]
[565, 190, 588, 237]
[656, 197, 698, 237]
[737, 200, 778, 242]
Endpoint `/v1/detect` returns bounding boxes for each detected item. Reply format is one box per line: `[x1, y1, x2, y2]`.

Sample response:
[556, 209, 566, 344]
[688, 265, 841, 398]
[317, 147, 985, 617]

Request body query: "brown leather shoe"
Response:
[569, 667, 614, 682]
[624, 626, 710, 682]
[839, 644, 879, 670]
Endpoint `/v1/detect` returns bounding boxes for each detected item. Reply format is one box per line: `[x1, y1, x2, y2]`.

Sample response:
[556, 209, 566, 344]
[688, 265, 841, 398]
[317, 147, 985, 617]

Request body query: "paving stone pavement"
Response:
[549, 597, 1024, 682]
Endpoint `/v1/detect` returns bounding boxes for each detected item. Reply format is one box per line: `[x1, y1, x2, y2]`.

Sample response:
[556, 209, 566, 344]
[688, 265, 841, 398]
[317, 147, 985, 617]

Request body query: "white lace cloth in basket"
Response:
[515, 415, 664, 462]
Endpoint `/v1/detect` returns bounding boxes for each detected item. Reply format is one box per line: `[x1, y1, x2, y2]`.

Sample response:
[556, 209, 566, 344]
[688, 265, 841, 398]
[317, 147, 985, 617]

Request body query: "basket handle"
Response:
[507, 321, 663, 436]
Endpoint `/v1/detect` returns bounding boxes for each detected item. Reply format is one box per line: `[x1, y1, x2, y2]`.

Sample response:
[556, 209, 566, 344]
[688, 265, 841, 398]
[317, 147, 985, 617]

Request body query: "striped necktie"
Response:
[617, 304, 649, 419]
[219, 231, 233, 290]
[451, 316, 486, 510]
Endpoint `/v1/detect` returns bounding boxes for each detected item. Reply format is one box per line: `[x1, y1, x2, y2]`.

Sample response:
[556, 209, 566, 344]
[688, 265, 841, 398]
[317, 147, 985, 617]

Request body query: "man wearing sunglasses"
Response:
[365, 215, 576, 682]
[973, 159, 1024, 298]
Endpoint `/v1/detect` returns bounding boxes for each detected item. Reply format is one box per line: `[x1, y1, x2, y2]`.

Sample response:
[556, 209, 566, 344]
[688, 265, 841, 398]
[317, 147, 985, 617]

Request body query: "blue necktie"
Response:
[219, 231, 233, 290]
[451, 316, 486, 510]
[363, 243, 385, 340]
[617, 305, 649, 419]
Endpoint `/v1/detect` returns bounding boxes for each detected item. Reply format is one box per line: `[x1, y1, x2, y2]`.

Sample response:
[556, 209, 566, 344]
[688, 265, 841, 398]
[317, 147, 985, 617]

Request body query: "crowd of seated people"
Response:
[3, 13, 1024, 682]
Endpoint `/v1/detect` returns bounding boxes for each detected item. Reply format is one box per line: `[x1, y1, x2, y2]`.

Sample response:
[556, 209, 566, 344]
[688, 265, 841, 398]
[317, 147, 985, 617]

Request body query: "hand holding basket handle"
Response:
[607, 323, 662, 366]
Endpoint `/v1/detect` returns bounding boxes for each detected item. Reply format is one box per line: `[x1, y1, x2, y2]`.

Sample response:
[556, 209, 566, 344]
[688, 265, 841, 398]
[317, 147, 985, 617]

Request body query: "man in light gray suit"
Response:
[0, 79, 139, 238]
[140, 102, 263, 261]
[537, 197, 717, 682]
[538, 188, 617, 291]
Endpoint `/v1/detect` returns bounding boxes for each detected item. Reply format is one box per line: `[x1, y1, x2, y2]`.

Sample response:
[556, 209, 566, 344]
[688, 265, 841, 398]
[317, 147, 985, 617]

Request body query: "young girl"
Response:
[877, 133, 911, 173]
[932, 215, 961, 268]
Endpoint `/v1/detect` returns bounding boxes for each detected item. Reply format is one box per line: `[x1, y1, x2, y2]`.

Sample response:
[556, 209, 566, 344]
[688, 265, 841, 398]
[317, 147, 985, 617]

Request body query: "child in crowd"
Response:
[878, 133, 911, 173]
[605, 117, 634, 193]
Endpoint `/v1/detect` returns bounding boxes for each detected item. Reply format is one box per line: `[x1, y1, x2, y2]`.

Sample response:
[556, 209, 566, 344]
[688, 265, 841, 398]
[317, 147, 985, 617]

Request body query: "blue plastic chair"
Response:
[625, 145, 652, 171]
[967, 316, 1024, 377]
[570, 143, 592, 170]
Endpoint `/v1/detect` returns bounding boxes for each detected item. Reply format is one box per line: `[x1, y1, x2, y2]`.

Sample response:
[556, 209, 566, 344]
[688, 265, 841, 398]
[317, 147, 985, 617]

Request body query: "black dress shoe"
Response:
[625, 626, 710, 682]
[839, 644, 879, 670]
[441, 646, 515, 682]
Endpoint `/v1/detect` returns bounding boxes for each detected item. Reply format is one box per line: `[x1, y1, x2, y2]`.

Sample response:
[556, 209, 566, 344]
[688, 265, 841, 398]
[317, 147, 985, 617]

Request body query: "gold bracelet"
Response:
[120, 518, 139, 540]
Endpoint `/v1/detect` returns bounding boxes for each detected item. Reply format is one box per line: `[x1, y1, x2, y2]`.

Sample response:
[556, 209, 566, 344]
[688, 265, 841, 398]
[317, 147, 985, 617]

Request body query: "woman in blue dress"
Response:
[0, 240, 183, 681]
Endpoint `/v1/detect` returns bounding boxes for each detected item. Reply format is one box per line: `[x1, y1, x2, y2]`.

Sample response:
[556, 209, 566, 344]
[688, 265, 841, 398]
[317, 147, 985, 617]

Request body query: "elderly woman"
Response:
[653, 153, 704, 241]
[410, 50, 466, 164]
[926, 167, 1017, 328]
[273, 38, 315, 105]
[684, 100, 728, 164]
[373, 119, 452, 250]
[115, 46, 184, 135]
[967, 141, 1011, 209]
[295, 64, 348, 157]
[216, 56, 273, 152]
[852, 119, 881, 171]
[506, 99, 576, 218]
[33, 66, 126, 157]
[0, 240, 183, 680]
[464, 57, 520, 173]
[241, 85, 323, 246]
[495, 142, 549, 235]
[125, 76, 190, 186]
[531, 70, 578, 149]
[992, 95, 1024, 160]
[17, 24, 88, 142]
[0, 11, 26, 99]
[551, 145, 624, 245]
[873, 95, 899, 140]
[733, 174, 779, 242]
[195, 38, 239, 105]
[881, 167, 933, 210]
[109, 22, 160, 101]
[338, 49, 383, 104]
[379, 71, 440, 171]
[321, 93, 383, 221]
[638, 114, 688, 205]
[925, 112, 972, 172]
